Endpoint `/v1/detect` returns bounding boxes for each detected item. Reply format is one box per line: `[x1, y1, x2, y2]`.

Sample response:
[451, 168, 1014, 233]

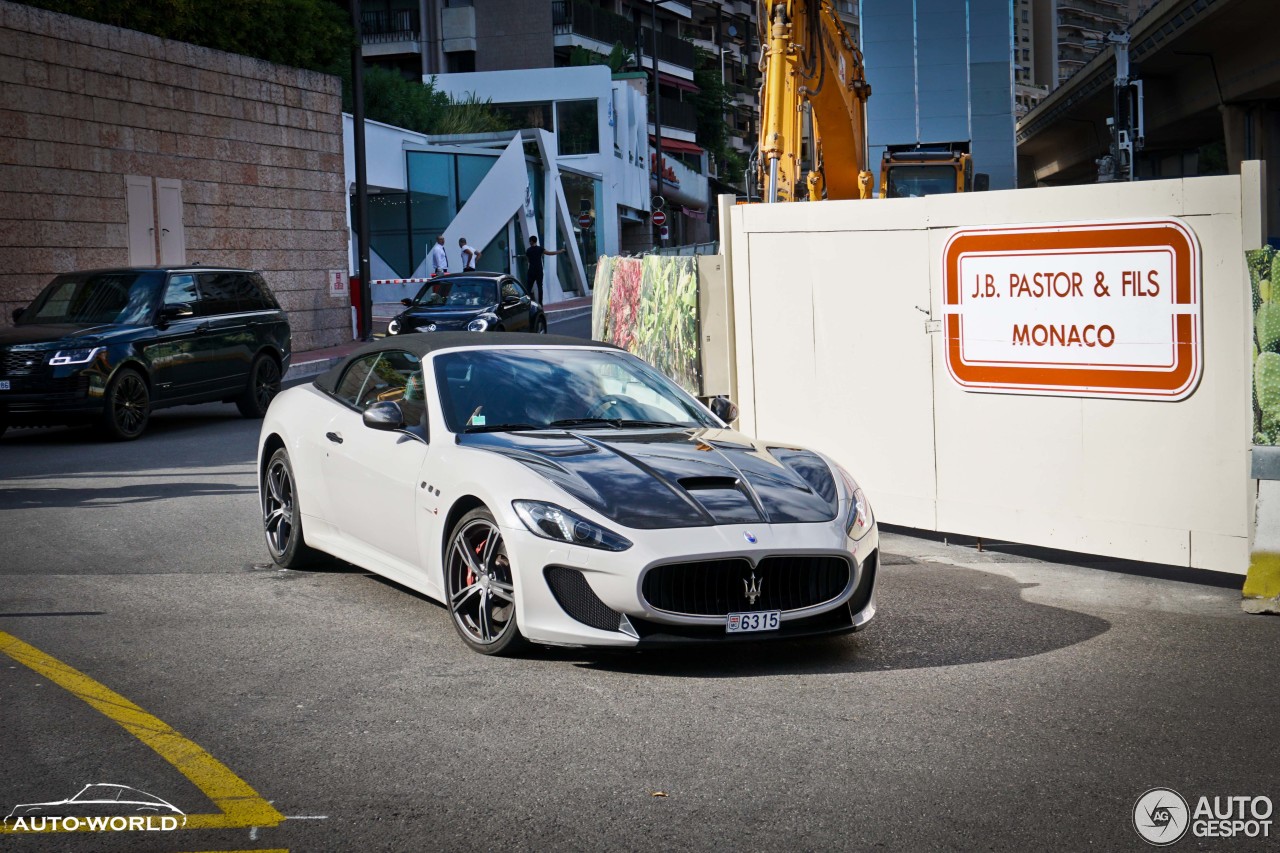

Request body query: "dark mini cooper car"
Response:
[386, 273, 546, 336]
[1, 267, 290, 440]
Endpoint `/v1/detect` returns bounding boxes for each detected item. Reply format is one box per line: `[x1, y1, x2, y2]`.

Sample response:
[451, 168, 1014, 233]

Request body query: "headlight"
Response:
[48, 346, 102, 366]
[513, 500, 632, 551]
[387, 318, 401, 335]
[467, 317, 490, 332]
[415, 323, 438, 332]
[833, 464, 874, 540]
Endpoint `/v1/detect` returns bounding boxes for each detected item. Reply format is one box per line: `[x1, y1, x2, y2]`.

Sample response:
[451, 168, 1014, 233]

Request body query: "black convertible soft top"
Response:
[312, 332, 614, 394]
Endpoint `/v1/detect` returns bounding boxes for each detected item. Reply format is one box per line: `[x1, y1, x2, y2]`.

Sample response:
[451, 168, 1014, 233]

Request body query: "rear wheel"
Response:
[262, 448, 323, 568]
[99, 367, 150, 441]
[237, 354, 281, 418]
[444, 507, 526, 655]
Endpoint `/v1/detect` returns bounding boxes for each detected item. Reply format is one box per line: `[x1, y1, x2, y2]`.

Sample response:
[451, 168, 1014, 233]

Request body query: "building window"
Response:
[556, 99, 599, 156]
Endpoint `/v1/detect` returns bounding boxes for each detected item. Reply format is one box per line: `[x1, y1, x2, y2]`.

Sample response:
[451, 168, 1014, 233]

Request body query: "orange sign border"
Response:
[941, 219, 1202, 400]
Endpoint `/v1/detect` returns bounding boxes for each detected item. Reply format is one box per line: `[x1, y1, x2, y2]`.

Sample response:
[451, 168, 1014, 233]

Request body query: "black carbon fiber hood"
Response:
[458, 427, 838, 529]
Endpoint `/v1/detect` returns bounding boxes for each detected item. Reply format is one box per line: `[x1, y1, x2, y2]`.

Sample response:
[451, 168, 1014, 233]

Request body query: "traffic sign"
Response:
[651, 210, 667, 226]
[577, 213, 593, 229]
[659, 225, 669, 240]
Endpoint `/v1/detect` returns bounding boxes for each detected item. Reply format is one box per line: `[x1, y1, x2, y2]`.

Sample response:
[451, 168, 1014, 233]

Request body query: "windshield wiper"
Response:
[614, 420, 694, 429]
[462, 422, 540, 433]
[548, 417, 624, 429]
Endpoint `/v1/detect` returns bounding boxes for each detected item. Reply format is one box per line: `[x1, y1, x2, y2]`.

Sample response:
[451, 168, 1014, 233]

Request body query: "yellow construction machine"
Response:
[756, 0, 872, 203]
[879, 141, 985, 198]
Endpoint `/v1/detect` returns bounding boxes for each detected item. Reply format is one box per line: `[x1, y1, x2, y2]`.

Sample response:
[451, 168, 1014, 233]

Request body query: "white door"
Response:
[125, 176, 155, 266]
[155, 178, 186, 265]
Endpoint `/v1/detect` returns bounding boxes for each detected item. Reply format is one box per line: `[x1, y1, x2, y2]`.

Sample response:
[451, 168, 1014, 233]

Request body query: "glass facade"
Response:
[862, 0, 1016, 191]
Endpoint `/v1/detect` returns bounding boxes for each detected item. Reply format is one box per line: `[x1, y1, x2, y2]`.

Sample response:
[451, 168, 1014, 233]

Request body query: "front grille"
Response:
[544, 566, 622, 632]
[641, 555, 851, 617]
[2, 349, 43, 376]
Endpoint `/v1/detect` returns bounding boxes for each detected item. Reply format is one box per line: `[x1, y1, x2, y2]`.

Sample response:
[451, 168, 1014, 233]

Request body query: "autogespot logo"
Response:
[1134, 788, 1190, 846]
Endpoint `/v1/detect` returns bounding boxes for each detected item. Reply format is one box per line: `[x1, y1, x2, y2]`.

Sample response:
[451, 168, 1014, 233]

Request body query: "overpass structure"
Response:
[1016, 0, 1280, 242]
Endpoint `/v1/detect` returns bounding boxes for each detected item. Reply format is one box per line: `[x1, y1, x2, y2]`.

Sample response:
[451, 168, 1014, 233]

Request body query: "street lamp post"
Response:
[650, 0, 665, 246]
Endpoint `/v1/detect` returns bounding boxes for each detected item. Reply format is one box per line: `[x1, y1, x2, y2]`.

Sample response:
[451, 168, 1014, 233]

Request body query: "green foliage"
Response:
[433, 93, 517, 136]
[15, 0, 353, 72]
[692, 47, 745, 191]
[359, 66, 449, 132]
[570, 41, 635, 73]
[1251, 246, 1280, 443]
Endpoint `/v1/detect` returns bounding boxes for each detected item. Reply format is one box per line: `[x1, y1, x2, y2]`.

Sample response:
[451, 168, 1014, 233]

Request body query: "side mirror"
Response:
[401, 298, 413, 307]
[363, 400, 405, 431]
[972, 173, 990, 192]
[710, 396, 739, 424]
[160, 303, 194, 321]
[11, 307, 24, 323]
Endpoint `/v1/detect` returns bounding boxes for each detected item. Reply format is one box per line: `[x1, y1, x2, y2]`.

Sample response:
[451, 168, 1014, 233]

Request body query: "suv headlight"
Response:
[49, 346, 103, 366]
[513, 500, 632, 551]
[387, 318, 401, 335]
[467, 317, 490, 332]
[833, 464, 874, 541]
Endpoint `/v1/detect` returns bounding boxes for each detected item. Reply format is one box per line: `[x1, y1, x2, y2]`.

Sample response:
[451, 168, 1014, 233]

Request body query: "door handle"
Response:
[194, 323, 211, 334]
[325, 431, 343, 444]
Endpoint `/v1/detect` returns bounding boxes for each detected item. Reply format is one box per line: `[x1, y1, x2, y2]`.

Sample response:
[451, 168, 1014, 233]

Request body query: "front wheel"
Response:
[262, 448, 324, 568]
[237, 354, 281, 418]
[534, 316, 547, 334]
[444, 507, 526, 655]
[99, 367, 150, 441]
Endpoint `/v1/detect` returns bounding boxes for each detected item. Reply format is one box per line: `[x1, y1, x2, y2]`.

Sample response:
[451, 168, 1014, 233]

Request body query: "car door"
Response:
[143, 273, 212, 401]
[497, 277, 531, 332]
[195, 271, 253, 394]
[320, 351, 430, 572]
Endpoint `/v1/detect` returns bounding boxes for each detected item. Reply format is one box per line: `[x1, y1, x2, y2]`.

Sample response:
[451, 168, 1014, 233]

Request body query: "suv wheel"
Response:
[237, 354, 281, 418]
[99, 367, 150, 441]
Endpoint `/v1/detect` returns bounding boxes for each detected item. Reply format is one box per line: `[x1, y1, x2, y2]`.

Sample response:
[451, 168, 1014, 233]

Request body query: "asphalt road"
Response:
[1, 383, 1278, 851]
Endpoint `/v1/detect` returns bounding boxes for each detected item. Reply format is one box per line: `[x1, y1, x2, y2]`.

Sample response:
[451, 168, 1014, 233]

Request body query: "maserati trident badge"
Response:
[744, 531, 757, 544]
[744, 571, 763, 605]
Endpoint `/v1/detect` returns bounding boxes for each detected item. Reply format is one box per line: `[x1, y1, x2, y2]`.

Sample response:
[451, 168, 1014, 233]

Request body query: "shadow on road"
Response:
[0, 481, 255, 508]
[561, 560, 1110, 678]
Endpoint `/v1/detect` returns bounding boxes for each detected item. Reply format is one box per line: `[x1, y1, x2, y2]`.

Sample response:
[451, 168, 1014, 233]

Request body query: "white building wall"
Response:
[725, 169, 1264, 574]
[432, 66, 651, 257]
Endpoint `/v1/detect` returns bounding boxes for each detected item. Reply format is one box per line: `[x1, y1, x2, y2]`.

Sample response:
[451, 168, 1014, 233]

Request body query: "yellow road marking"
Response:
[0, 630, 285, 833]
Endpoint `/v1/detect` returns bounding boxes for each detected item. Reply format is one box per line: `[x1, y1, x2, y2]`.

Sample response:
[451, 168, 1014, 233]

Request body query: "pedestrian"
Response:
[428, 235, 449, 275]
[524, 235, 564, 305]
[459, 237, 481, 272]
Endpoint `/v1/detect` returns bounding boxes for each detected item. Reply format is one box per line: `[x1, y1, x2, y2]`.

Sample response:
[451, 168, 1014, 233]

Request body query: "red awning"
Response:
[656, 71, 701, 93]
[650, 135, 704, 155]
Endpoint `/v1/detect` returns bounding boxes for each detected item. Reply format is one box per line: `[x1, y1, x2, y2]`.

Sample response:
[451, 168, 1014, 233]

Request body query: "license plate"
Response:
[726, 610, 780, 634]
[0, 380, 8, 391]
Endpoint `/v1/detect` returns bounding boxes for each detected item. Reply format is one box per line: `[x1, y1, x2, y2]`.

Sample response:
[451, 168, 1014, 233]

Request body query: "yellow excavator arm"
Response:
[757, 0, 873, 202]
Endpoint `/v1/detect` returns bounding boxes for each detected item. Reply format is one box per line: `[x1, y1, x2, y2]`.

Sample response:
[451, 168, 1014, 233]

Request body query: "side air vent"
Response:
[544, 566, 623, 632]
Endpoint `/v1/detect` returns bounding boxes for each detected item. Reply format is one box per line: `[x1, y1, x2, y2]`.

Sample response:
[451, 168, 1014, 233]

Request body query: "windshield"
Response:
[412, 278, 498, 309]
[885, 164, 959, 198]
[434, 348, 716, 433]
[19, 272, 163, 326]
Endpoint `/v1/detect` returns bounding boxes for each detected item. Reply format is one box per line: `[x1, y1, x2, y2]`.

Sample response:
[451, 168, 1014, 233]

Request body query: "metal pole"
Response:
[651, 0, 665, 245]
[351, 0, 373, 341]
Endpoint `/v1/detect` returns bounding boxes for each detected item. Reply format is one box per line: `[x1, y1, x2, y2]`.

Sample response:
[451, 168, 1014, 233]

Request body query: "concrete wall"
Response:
[474, 0, 554, 71]
[0, 1, 351, 351]
[725, 169, 1264, 574]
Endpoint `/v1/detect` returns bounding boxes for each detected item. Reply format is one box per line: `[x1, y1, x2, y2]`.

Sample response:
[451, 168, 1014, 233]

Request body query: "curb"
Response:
[284, 357, 342, 383]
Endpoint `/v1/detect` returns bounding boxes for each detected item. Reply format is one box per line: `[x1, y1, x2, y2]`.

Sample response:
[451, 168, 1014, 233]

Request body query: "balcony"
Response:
[639, 27, 695, 71]
[552, 0, 638, 52]
[651, 97, 698, 133]
[361, 8, 420, 45]
[1056, 0, 1128, 25]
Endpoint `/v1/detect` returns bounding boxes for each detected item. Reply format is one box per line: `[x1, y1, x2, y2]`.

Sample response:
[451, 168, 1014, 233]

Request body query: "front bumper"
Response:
[504, 519, 879, 648]
[0, 369, 102, 424]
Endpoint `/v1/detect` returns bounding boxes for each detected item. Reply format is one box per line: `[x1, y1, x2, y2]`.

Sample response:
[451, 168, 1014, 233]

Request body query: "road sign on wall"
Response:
[651, 210, 667, 227]
[577, 213, 593, 229]
[941, 218, 1202, 400]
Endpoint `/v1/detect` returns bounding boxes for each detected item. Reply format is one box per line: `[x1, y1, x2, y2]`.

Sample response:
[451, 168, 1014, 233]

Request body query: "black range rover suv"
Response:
[1, 267, 291, 440]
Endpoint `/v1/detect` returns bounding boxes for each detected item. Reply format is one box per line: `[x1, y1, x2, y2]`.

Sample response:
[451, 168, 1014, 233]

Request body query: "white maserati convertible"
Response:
[257, 333, 878, 655]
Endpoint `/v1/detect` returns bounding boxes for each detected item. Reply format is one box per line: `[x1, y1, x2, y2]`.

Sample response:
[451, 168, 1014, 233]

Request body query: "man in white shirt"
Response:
[459, 237, 481, 271]
[428, 236, 449, 275]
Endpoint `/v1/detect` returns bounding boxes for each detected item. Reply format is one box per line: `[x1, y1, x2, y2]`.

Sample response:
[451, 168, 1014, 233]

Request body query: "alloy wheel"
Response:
[263, 457, 295, 557]
[113, 373, 148, 435]
[255, 358, 281, 411]
[446, 518, 517, 646]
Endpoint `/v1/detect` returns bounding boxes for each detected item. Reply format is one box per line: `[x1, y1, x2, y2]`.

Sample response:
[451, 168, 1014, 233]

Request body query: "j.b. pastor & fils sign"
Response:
[941, 219, 1201, 400]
